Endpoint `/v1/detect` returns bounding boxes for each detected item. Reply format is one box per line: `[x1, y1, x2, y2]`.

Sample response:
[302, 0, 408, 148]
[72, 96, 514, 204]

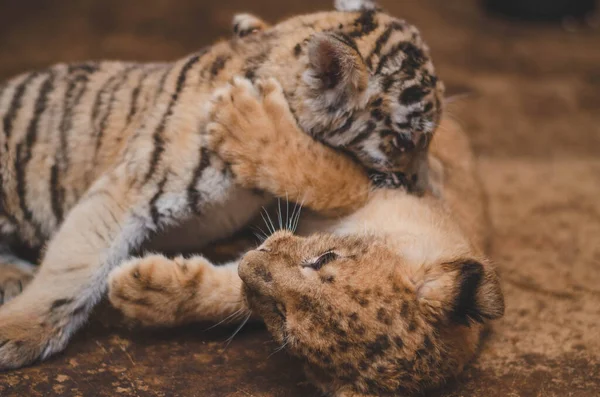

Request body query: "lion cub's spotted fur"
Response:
[109, 71, 504, 396]
[0, 0, 443, 370]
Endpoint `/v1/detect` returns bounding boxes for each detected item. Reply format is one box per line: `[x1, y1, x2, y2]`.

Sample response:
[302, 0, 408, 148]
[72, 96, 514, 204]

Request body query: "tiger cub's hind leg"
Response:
[232, 14, 270, 38]
[0, 247, 36, 305]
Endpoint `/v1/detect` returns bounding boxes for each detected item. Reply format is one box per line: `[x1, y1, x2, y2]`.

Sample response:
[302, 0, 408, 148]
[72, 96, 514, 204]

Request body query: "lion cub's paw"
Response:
[205, 76, 295, 187]
[108, 255, 207, 327]
[0, 263, 34, 306]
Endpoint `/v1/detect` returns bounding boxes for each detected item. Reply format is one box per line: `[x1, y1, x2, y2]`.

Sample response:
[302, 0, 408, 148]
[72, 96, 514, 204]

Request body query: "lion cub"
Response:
[109, 79, 504, 396]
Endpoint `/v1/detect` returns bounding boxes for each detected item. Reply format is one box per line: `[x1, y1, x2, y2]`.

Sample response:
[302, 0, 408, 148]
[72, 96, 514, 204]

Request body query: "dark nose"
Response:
[238, 250, 273, 290]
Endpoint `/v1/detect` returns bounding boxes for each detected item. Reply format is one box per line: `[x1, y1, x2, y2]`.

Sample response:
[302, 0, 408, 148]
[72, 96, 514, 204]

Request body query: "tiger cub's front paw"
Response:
[108, 255, 208, 327]
[0, 263, 34, 305]
[205, 77, 296, 188]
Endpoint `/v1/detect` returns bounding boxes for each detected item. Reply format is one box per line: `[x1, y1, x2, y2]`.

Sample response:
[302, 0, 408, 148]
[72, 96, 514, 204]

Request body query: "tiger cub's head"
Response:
[293, 1, 444, 183]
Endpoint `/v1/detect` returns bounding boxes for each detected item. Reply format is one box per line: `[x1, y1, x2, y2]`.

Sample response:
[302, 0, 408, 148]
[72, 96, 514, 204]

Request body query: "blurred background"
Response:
[0, 1, 599, 396]
[0, 0, 599, 157]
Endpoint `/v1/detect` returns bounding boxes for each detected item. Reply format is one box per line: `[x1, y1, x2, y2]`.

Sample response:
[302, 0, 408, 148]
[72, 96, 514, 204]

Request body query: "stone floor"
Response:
[0, 0, 599, 395]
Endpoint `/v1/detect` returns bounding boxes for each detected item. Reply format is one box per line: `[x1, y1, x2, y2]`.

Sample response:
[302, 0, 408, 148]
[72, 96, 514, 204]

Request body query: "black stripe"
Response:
[14, 73, 55, 240]
[93, 65, 138, 156]
[52, 66, 99, 220]
[243, 50, 270, 82]
[0, 82, 8, 105]
[2, 72, 41, 151]
[0, 165, 12, 224]
[49, 163, 63, 222]
[348, 10, 378, 38]
[50, 298, 74, 311]
[187, 147, 211, 214]
[90, 66, 130, 133]
[143, 54, 202, 184]
[210, 55, 230, 77]
[366, 26, 393, 69]
[375, 43, 405, 75]
[0, 165, 4, 216]
[68, 62, 100, 74]
[57, 79, 83, 166]
[90, 75, 116, 128]
[59, 63, 100, 169]
[400, 85, 428, 105]
[367, 21, 407, 70]
[125, 67, 155, 125]
[293, 43, 302, 57]
[348, 121, 376, 146]
[0, 167, 20, 230]
[153, 65, 172, 106]
[85, 66, 135, 187]
[149, 175, 168, 227]
[327, 115, 355, 137]
[376, 41, 426, 76]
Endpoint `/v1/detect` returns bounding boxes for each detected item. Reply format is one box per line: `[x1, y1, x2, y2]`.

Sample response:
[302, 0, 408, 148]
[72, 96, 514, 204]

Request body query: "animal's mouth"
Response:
[368, 169, 414, 189]
[241, 283, 288, 339]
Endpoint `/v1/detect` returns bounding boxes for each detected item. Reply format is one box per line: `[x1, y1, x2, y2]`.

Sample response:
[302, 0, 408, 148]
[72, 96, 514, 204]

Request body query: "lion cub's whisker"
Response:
[204, 307, 246, 331]
[260, 207, 277, 236]
[224, 312, 253, 348]
[268, 337, 291, 358]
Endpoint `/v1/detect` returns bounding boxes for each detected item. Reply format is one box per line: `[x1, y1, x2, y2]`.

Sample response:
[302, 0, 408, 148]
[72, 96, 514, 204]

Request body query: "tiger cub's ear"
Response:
[334, 0, 380, 12]
[306, 33, 369, 94]
[232, 14, 269, 38]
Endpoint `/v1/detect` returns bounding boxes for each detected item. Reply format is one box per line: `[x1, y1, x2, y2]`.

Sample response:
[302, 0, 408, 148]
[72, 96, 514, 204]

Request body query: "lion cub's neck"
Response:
[296, 188, 477, 291]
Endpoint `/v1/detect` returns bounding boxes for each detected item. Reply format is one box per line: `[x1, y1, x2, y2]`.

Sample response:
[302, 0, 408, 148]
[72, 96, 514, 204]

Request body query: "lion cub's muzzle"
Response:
[238, 249, 274, 293]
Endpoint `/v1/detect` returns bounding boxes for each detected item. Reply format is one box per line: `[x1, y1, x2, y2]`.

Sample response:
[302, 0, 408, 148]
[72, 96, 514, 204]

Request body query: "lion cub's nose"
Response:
[239, 250, 274, 291]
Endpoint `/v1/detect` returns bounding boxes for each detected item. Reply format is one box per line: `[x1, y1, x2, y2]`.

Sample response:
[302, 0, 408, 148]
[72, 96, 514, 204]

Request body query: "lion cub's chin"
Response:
[239, 190, 504, 396]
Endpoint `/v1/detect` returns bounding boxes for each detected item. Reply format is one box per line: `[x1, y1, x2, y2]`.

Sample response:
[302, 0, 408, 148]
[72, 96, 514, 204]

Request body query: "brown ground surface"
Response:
[0, 0, 599, 396]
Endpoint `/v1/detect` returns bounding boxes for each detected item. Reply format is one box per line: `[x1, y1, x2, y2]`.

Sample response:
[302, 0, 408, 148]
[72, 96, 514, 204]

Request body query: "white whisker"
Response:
[265, 208, 276, 235]
[277, 198, 283, 231]
[289, 199, 299, 232]
[224, 312, 252, 348]
[252, 226, 268, 242]
[285, 192, 290, 232]
[260, 208, 275, 235]
[268, 338, 290, 358]
[292, 198, 304, 233]
[444, 92, 474, 105]
[204, 308, 245, 331]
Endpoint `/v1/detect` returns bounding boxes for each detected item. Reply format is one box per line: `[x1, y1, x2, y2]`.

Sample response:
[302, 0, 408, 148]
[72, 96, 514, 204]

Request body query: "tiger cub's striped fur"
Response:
[0, 2, 443, 369]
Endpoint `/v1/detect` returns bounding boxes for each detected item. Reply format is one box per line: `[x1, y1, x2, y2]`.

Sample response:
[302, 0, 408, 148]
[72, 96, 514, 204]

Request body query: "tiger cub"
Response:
[108, 77, 504, 396]
[0, 0, 443, 369]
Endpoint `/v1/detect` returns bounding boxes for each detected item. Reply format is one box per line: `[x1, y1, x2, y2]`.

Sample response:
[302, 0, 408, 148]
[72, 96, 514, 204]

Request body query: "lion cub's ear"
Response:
[306, 33, 369, 94]
[416, 259, 505, 326]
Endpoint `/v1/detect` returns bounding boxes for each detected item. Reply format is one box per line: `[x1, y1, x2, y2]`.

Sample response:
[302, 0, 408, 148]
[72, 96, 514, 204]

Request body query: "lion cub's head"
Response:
[239, 224, 503, 396]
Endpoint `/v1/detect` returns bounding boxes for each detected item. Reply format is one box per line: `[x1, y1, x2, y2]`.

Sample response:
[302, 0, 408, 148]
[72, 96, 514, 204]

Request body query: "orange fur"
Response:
[109, 80, 504, 396]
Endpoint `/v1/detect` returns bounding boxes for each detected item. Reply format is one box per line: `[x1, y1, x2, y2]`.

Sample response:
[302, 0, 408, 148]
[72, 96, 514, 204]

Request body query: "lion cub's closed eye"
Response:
[303, 251, 339, 270]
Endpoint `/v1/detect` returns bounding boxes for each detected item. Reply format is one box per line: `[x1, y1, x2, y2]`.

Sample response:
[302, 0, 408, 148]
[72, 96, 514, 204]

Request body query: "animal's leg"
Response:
[232, 14, 270, 37]
[0, 164, 191, 369]
[0, 245, 36, 305]
[108, 254, 251, 327]
[207, 77, 372, 217]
